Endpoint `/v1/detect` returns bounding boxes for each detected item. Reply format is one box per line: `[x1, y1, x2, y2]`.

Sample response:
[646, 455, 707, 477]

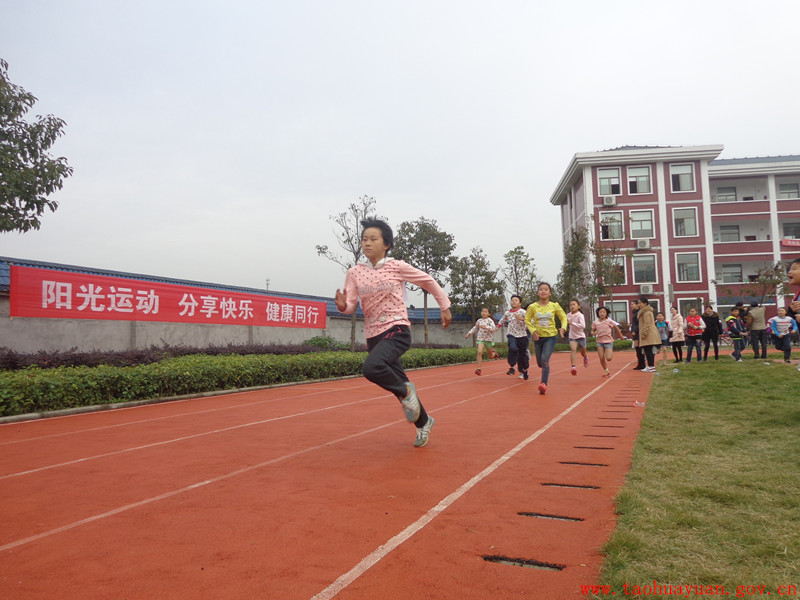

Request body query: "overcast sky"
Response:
[3, 0, 800, 302]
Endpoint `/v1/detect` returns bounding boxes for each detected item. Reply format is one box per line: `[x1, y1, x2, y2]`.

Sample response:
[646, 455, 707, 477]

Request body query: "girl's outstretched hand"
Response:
[334, 289, 347, 312]
[441, 308, 452, 329]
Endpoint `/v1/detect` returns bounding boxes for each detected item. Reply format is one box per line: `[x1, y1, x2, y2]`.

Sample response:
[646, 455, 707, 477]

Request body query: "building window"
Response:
[627, 166, 651, 194]
[718, 225, 740, 242]
[605, 300, 629, 325]
[598, 168, 621, 196]
[670, 164, 695, 192]
[599, 211, 623, 240]
[608, 255, 626, 285]
[721, 264, 742, 283]
[778, 183, 800, 199]
[673, 207, 698, 237]
[783, 222, 800, 239]
[678, 298, 703, 316]
[676, 253, 701, 282]
[715, 186, 737, 202]
[630, 210, 654, 238]
[632, 255, 657, 284]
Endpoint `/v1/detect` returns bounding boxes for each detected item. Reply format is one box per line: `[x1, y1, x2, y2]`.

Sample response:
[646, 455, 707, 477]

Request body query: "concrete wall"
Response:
[0, 296, 474, 352]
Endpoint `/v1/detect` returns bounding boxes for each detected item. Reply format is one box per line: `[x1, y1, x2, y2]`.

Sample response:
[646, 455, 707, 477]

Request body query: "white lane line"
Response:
[0, 372, 492, 479]
[0, 383, 372, 445]
[0, 382, 518, 552]
[310, 373, 621, 600]
[0, 395, 379, 480]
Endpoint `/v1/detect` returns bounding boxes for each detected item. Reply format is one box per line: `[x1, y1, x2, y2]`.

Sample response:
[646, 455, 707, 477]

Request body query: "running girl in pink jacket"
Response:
[335, 219, 452, 448]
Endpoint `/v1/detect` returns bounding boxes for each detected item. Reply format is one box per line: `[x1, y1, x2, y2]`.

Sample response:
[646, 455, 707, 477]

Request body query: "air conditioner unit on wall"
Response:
[636, 239, 651, 249]
[640, 284, 654, 294]
[602, 196, 616, 207]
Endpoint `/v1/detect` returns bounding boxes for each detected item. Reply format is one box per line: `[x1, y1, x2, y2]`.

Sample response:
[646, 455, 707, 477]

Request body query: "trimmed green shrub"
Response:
[0, 348, 482, 417]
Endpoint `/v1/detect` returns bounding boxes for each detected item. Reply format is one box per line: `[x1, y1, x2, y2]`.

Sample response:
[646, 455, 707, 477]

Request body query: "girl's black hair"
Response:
[538, 282, 552, 292]
[596, 306, 609, 318]
[360, 218, 394, 250]
[511, 294, 523, 304]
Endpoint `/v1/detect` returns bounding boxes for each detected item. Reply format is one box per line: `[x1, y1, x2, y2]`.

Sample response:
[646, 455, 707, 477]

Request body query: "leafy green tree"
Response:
[501, 246, 538, 304]
[1, 59, 73, 233]
[392, 217, 456, 347]
[740, 261, 789, 305]
[315, 195, 384, 350]
[555, 226, 591, 307]
[448, 247, 505, 328]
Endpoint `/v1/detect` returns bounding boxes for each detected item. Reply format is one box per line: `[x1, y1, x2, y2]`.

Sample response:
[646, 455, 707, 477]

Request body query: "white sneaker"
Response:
[414, 416, 434, 447]
[643, 366, 657, 373]
[400, 382, 421, 423]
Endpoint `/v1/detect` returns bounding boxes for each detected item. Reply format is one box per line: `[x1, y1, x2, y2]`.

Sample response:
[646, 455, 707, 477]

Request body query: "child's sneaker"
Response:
[602, 369, 610, 378]
[414, 416, 434, 448]
[583, 356, 589, 368]
[475, 368, 482, 376]
[571, 366, 577, 376]
[400, 382, 421, 422]
[523, 370, 529, 380]
[506, 368, 515, 376]
[538, 382, 547, 395]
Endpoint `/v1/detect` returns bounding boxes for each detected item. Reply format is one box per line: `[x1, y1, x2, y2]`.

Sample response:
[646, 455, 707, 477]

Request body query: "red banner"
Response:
[781, 238, 800, 247]
[9, 266, 326, 328]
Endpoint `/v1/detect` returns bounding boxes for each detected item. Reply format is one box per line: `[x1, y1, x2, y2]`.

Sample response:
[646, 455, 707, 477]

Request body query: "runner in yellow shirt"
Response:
[525, 282, 567, 395]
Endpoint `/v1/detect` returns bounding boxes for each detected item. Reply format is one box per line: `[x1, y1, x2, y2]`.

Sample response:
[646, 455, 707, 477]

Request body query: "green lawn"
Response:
[596, 357, 800, 597]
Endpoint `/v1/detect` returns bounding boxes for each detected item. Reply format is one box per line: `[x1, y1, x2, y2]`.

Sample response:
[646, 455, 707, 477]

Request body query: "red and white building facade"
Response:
[550, 145, 800, 322]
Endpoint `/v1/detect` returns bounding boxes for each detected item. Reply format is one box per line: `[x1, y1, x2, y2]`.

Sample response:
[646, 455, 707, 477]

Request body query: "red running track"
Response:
[0, 351, 651, 599]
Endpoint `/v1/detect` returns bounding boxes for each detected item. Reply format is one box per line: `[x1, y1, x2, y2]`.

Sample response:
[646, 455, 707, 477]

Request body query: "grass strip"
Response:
[597, 358, 800, 596]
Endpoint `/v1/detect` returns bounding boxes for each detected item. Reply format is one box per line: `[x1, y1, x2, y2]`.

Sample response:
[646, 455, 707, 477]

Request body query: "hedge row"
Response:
[0, 341, 632, 418]
[0, 348, 480, 417]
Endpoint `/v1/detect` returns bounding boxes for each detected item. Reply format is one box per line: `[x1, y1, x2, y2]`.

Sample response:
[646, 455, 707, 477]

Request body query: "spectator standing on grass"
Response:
[726, 307, 746, 362]
[684, 307, 706, 363]
[771, 307, 798, 363]
[567, 299, 589, 376]
[334, 218, 451, 448]
[748, 302, 768, 360]
[635, 297, 661, 372]
[735, 301, 750, 349]
[701, 305, 724, 361]
[630, 304, 645, 370]
[465, 307, 499, 376]
[785, 257, 800, 370]
[655, 311, 671, 367]
[669, 306, 686, 363]
[497, 295, 530, 380]
[525, 282, 567, 395]
[591, 306, 623, 378]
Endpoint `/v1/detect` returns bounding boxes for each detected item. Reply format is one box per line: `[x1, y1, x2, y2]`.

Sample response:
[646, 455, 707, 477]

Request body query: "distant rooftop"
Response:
[710, 155, 800, 165]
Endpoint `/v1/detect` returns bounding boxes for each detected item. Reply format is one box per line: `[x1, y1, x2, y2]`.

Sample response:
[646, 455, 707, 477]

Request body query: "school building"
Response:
[549, 145, 800, 323]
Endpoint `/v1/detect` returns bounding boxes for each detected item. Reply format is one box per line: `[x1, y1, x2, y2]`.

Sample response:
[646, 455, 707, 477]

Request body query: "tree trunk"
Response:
[350, 312, 357, 352]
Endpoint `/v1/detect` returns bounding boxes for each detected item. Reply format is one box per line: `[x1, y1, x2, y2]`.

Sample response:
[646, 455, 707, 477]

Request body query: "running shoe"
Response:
[400, 382, 421, 422]
[571, 366, 577, 376]
[538, 382, 547, 395]
[602, 369, 610, 378]
[643, 366, 657, 373]
[475, 368, 482, 376]
[583, 356, 589, 368]
[523, 370, 529, 380]
[506, 368, 515, 376]
[414, 416, 435, 448]
[518, 373, 524, 379]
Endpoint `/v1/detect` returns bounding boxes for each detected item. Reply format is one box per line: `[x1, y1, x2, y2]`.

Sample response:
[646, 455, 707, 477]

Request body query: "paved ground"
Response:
[0, 352, 651, 599]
